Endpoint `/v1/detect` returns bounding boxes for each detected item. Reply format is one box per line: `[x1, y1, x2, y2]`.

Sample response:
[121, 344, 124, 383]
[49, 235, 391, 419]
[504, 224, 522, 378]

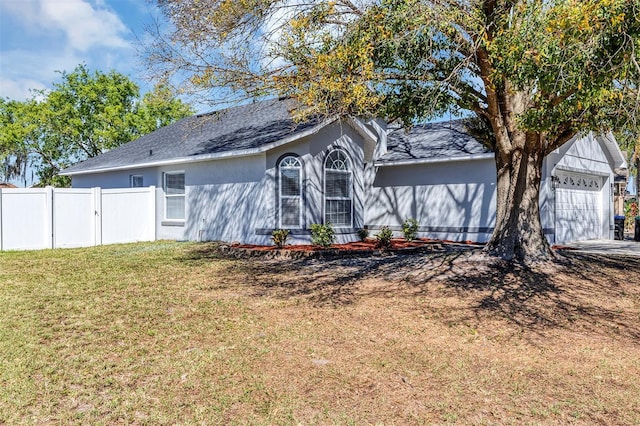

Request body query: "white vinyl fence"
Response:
[0, 187, 156, 251]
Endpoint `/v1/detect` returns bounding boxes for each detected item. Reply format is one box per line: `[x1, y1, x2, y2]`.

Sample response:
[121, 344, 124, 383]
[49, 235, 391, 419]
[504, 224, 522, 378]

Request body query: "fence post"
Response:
[51, 188, 57, 249]
[93, 187, 102, 246]
[149, 186, 157, 241]
[45, 186, 54, 249]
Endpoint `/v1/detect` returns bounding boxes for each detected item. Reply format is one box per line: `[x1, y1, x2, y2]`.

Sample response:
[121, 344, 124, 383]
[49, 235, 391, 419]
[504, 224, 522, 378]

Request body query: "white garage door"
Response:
[555, 172, 603, 243]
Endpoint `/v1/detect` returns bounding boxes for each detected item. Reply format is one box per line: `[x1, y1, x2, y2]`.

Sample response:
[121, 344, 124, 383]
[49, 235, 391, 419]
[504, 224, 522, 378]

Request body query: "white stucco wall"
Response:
[68, 127, 618, 246]
[549, 133, 615, 176]
[367, 158, 497, 242]
[179, 155, 271, 244]
[367, 133, 617, 244]
[265, 121, 369, 244]
[69, 120, 372, 245]
[72, 167, 159, 189]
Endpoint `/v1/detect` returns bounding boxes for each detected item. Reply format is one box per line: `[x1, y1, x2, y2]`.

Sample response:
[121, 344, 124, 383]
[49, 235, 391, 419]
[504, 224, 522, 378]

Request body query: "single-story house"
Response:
[62, 98, 627, 245]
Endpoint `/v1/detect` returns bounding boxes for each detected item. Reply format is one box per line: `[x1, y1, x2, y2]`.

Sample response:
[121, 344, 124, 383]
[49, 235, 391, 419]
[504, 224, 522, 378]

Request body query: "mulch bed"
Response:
[215, 238, 484, 260]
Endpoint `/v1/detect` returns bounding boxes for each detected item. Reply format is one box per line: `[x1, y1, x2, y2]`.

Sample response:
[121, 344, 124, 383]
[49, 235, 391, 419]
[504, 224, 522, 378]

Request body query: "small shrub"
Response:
[271, 229, 289, 248]
[310, 223, 336, 248]
[356, 228, 369, 242]
[375, 226, 393, 249]
[402, 218, 419, 241]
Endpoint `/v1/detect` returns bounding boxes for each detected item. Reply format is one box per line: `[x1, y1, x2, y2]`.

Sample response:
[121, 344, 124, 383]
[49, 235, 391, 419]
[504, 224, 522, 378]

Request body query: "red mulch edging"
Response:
[215, 238, 483, 260]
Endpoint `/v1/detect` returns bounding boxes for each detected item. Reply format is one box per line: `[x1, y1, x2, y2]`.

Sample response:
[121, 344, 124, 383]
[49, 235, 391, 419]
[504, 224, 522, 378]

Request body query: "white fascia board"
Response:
[374, 152, 494, 167]
[346, 117, 378, 144]
[62, 117, 338, 176]
[61, 146, 265, 176]
[597, 132, 627, 170]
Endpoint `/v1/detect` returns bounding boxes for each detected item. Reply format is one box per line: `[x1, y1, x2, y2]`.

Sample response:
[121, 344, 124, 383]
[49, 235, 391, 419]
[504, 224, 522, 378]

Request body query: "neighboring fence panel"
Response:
[53, 188, 96, 248]
[0, 188, 52, 250]
[101, 188, 156, 245]
[0, 186, 156, 251]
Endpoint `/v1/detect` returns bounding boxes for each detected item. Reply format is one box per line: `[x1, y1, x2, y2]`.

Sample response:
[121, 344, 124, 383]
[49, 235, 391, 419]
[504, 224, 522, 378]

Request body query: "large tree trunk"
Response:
[484, 142, 553, 262]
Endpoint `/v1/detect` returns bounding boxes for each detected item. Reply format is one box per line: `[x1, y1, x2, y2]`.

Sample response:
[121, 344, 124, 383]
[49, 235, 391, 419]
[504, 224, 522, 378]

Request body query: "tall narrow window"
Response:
[164, 171, 185, 220]
[279, 156, 302, 228]
[324, 149, 352, 227]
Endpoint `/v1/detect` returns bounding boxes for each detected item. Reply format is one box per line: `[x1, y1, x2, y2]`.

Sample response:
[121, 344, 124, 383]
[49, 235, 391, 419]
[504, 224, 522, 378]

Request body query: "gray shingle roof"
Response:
[62, 98, 320, 174]
[63, 100, 493, 175]
[378, 120, 491, 164]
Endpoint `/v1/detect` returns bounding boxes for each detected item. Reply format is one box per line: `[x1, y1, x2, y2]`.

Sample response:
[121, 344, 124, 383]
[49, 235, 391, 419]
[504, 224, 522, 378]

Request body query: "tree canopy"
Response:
[0, 64, 193, 186]
[147, 0, 640, 261]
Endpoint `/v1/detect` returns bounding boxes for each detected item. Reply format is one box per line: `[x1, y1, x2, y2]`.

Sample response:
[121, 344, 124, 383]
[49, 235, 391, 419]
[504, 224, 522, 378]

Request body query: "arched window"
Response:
[278, 155, 302, 228]
[324, 149, 352, 227]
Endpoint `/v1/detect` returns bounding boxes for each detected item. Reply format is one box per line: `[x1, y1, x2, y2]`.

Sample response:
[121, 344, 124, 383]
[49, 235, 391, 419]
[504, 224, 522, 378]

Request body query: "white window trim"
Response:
[555, 171, 603, 191]
[278, 156, 303, 229]
[323, 149, 353, 228]
[130, 174, 143, 188]
[163, 171, 185, 221]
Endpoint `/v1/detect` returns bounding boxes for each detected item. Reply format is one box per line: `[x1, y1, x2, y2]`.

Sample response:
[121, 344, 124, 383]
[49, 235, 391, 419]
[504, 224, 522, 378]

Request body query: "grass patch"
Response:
[1, 241, 640, 424]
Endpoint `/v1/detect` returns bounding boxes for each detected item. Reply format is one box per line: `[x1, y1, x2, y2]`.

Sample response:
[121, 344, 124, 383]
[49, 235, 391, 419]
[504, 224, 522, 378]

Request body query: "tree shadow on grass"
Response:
[179, 242, 469, 303]
[407, 251, 640, 340]
[180, 244, 640, 340]
[247, 251, 466, 306]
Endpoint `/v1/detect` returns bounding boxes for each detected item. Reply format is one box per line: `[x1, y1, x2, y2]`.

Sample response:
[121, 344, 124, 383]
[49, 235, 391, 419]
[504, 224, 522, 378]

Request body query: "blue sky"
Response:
[0, 0, 160, 102]
[1, 1, 637, 194]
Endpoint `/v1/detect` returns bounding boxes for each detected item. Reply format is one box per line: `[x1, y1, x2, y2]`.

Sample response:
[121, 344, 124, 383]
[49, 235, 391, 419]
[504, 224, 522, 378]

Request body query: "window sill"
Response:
[161, 220, 185, 227]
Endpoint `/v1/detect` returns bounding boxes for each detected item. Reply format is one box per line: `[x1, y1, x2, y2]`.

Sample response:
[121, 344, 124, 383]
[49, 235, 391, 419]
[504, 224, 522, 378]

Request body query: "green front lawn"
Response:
[1, 242, 639, 424]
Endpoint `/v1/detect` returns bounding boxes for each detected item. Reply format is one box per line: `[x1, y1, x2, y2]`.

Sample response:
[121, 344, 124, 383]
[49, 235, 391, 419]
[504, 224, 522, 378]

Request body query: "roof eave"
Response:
[374, 152, 494, 167]
[62, 117, 339, 177]
[597, 132, 627, 170]
[346, 117, 378, 144]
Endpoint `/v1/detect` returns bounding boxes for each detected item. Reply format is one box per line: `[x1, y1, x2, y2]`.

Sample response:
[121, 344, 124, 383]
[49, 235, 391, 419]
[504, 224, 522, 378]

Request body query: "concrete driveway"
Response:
[561, 239, 640, 257]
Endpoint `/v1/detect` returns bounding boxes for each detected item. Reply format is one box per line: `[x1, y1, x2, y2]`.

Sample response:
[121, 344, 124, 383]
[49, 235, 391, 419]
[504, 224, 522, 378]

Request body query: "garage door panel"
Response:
[555, 172, 602, 244]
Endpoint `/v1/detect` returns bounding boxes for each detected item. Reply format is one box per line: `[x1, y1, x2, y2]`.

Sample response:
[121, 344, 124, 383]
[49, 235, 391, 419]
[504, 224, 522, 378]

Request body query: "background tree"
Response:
[133, 82, 196, 135]
[0, 64, 193, 187]
[0, 99, 33, 185]
[146, 0, 640, 261]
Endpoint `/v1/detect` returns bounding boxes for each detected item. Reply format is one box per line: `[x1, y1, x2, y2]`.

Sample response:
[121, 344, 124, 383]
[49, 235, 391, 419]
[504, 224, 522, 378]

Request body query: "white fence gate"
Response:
[0, 187, 156, 251]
